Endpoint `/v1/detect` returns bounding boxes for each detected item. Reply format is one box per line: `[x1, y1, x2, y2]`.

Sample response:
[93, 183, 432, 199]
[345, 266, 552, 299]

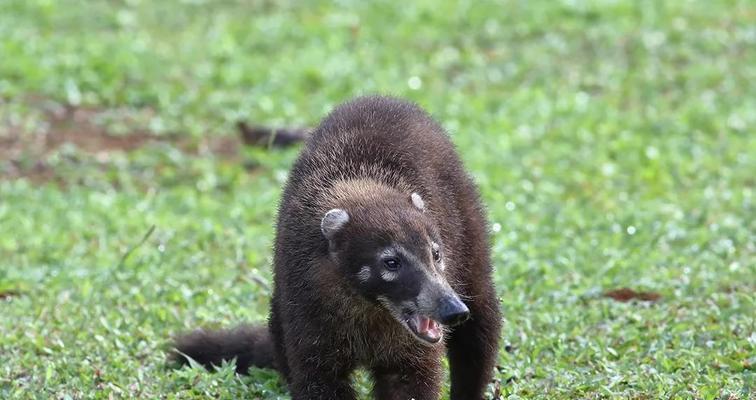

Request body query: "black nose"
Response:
[438, 295, 470, 326]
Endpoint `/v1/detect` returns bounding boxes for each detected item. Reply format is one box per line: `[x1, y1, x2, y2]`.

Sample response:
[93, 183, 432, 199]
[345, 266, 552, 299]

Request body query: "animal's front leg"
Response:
[283, 325, 357, 400]
[287, 359, 356, 400]
[289, 377, 356, 400]
[446, 274, 502, 400]
[371, 355, 442, 400]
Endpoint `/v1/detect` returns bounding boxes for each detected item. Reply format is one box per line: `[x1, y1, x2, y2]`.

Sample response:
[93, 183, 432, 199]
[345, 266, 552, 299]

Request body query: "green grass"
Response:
[1, 0, 754, 398]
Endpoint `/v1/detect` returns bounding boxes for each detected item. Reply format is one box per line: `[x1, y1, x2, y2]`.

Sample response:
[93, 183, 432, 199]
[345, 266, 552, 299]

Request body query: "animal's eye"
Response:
[383, 258, 401, 271]
[431, 242, 442, 262]
[432, 247, 442, 263]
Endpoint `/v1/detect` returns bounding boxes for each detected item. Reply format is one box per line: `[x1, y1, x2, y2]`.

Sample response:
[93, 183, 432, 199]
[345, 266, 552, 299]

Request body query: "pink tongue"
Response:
[418, 317, 441, 339]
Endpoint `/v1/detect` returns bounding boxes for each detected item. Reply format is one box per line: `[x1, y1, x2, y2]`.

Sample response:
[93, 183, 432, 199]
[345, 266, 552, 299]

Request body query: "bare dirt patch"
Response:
[45, 108, 154, 153]
[1, 106, 166, 183]
[0, 101, 307, 183]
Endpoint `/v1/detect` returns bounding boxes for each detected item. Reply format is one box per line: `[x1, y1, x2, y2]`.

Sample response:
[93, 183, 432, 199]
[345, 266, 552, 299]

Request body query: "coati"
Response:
[172, 96, 502, 399]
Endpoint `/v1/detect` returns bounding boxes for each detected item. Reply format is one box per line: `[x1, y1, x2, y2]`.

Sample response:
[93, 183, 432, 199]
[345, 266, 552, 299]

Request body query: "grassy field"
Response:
[1, 0, 754, 398]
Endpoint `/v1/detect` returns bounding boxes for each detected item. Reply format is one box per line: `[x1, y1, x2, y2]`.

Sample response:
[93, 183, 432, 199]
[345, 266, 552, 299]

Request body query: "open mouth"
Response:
[376, 297, 445, 345]
[405, 314, 443, 344]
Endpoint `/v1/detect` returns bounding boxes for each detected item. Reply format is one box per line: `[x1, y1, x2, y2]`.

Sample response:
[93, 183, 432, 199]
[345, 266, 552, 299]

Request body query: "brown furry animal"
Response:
[172, 96, 501, 399]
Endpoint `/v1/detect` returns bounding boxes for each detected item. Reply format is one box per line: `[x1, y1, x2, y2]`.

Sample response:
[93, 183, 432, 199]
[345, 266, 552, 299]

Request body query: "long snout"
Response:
[437, 294, 470, 326]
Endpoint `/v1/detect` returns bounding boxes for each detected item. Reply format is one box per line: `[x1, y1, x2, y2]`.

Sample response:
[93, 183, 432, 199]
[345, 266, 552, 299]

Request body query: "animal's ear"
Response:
[410, 192, 425, 212]
[321, 209, 349, 240]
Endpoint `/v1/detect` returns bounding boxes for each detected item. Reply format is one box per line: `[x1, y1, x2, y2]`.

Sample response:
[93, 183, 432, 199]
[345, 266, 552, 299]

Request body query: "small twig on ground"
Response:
[237, 122, 309, 148]
[0, 289, 21, 300]
[117, 225, 156, 268]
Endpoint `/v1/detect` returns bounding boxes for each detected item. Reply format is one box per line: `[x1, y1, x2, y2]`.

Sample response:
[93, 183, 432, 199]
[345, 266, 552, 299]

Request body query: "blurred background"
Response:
[0, 0, 754, 398]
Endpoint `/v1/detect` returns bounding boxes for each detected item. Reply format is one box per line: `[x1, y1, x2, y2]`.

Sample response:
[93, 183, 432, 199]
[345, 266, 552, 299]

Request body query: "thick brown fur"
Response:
[172, 96, 501, 400]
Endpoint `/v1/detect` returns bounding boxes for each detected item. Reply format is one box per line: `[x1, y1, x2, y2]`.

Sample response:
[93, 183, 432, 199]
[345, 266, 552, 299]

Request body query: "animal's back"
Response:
[292, 96, 463, 194]
[275, 95, 486, 274]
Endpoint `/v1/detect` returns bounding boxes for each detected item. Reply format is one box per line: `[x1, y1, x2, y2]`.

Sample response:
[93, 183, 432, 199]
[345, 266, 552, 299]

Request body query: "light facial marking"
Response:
[357, 266, 371, 282]
[380, 269, 399, 282]
[379, 248, 396, 259]
[411, 192, 425, 211]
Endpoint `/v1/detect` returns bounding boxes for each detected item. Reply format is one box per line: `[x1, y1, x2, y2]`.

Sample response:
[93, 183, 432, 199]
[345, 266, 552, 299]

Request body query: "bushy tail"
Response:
[170, 324, 275, 374]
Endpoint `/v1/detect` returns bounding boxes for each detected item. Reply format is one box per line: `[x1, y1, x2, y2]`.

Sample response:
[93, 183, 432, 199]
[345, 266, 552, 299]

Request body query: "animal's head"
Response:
[321, 192, 469, 345]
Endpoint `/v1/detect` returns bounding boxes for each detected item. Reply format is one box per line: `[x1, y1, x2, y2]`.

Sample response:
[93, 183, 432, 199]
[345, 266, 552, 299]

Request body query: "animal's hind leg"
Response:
[446, 273, 501, 400]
